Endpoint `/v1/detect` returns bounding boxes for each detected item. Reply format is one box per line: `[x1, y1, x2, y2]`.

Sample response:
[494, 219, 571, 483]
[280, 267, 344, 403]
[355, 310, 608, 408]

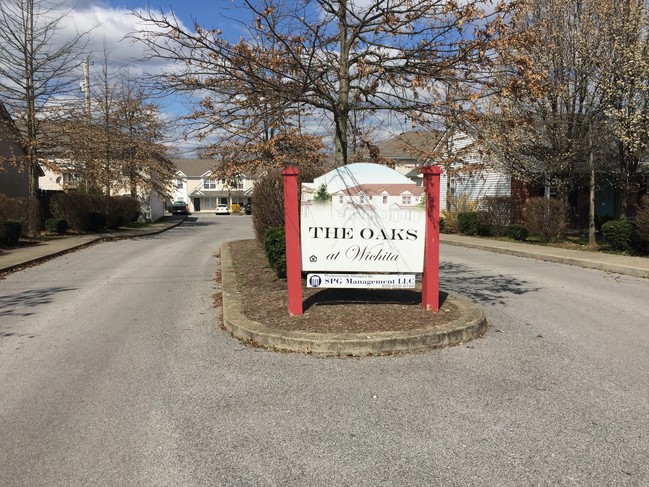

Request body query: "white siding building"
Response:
[376, 129, 512, 210]
[171, 159, 255, 212]
[38, 159, 168, 222]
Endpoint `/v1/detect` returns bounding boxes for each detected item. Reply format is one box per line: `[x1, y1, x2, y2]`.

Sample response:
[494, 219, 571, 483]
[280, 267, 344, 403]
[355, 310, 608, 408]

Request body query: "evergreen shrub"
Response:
[441, 194, 477, 234]
[439, 217, 446, 233]
[0, 220, 22, 246]
[84, 211, 107, 231]
[45, 218, 69, 234]
[601, 220, 637, 252]
[506, 223, 528, 241]
[458, 212, 480, 235]
[263, 227, 286, 278]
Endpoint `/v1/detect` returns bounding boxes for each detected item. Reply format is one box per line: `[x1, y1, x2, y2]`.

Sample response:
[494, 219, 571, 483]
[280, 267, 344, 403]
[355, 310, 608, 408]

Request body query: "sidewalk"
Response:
[2, 220, 648, 279]
[0, 217, 185, 274]
[440, 233, 649, 279]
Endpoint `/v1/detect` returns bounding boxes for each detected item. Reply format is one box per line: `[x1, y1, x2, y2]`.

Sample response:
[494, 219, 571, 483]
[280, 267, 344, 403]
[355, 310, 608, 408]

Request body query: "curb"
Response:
[220, 242, 487, 357]
[440, 236, 649, 279]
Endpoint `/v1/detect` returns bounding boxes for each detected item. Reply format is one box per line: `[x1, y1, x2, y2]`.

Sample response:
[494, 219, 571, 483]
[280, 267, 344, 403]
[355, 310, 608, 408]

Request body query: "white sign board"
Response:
[307, 274, 416, 289]
[300, 163, 426, 273]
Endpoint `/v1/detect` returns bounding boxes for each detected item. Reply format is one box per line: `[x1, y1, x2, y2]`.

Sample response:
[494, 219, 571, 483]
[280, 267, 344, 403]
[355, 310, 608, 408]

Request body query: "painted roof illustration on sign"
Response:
[311, 163, 416, 193]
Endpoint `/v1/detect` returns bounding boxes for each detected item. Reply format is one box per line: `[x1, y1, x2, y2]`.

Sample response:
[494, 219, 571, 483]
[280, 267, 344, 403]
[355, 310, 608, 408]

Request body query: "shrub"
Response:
[439, 217, 446, 233]
[105, 196, 139, 228]
[479, 196, 512, 236]
[84, 211, 107, 231]
[506, 223, 528, 241]
[313, 183, 332, 203]
[601, 220, 637, 252]
[252, 165, 328, 244]
[458, 212, 480, 236]
[595, 214, 614, 232]
[636, 195, 649, 243]
[50, 192, 101, 230]
[253, 169, 285, 243]
[263, 227, 286, 278]
[44, 218, 69, 234]
[441, 194, 478, 234]
[231, 203, 241, 214]
[524, 197, 569, 242]
[0, 194, 40, 236]
[0, 220, 23, 246]
[49, 193, 138, 231]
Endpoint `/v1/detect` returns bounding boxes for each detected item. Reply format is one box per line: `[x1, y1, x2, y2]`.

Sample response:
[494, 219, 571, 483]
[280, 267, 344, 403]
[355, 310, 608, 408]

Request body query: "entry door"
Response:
[193, 198, 201, 212]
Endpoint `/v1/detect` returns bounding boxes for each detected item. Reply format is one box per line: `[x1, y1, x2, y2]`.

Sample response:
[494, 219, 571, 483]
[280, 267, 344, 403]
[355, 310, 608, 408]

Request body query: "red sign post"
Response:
[282, 166, 303, 316]
[420, 166, 442, 311]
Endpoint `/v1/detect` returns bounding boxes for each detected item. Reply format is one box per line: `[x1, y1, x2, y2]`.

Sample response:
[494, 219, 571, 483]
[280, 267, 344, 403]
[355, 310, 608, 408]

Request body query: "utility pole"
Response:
[83, 57, 91, 120]
[82, 56, 91, 193]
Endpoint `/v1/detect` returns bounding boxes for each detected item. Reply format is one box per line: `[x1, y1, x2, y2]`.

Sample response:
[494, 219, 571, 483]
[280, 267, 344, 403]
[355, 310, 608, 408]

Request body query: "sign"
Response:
[307, 274, 416, 289]
[301, 163, 426, 273]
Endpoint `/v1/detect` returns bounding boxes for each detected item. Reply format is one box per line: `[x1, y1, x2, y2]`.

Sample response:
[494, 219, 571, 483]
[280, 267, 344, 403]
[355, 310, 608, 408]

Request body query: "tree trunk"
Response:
[334, 0, 350, 167]
[588, 141, 597, 247]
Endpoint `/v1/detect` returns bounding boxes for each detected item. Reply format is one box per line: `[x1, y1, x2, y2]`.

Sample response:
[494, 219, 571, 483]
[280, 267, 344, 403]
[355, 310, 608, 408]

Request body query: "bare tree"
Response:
[131, 0, 512, 170]
[0, 0, 90, 198]
[48, 57, 174, 200]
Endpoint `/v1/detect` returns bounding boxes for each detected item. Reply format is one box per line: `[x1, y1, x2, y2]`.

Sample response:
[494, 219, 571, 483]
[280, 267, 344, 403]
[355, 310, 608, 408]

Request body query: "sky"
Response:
[54, 0, 252, 155]
[47, 0, 447, 156]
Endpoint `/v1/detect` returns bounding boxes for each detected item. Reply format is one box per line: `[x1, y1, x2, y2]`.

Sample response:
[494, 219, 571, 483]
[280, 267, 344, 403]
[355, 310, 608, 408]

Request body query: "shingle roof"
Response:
[341, 184, 425, 197]
[171, 159, 218, 177]
[376, 131, 443, 160]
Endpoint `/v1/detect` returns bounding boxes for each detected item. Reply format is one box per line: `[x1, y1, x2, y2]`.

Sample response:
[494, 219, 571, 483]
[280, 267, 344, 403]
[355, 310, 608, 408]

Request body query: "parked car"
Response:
[244, 202, 252, 215]
[171, 201, 189, 215]
[215, 204, 230, 215]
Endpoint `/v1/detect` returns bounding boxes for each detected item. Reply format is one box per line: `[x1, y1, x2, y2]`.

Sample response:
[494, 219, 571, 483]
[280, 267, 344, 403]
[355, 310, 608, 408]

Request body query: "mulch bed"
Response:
[228, 239, 460, 334]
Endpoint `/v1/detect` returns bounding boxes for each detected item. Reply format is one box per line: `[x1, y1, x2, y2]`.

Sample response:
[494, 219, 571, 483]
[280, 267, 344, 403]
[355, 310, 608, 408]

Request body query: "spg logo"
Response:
[309, 275, 322, 288]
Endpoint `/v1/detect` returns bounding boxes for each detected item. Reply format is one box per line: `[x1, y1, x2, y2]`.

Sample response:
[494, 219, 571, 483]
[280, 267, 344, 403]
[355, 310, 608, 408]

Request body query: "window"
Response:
[203, 197, 217, 209]
[383, 195, 388, 204]
[359, 194, 365, 203]
[176, 179, 184, 189]
[339, 194, 344, 204]
[402, 195, 412, 205]
[204, 179, 216, 190]
[63, 173, 81, 183]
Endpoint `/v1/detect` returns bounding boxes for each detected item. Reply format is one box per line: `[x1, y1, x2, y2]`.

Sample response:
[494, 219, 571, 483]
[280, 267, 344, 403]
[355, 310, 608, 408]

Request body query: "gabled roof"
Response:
[343, 184, 425, 197]
[313, 162, 416, 192]
[171, 159, 218, 178]
[0, 102, 28, 163]
[376, 131, 444, 161]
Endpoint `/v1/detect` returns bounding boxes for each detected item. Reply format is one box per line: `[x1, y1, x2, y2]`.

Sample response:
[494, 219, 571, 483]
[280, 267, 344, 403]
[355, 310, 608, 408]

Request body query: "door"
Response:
[193, 198, 201, 212]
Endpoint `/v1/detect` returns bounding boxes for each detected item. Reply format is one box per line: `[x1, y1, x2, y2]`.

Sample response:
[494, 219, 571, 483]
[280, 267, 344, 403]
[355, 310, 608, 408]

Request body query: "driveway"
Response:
[0, 215, 647, 486]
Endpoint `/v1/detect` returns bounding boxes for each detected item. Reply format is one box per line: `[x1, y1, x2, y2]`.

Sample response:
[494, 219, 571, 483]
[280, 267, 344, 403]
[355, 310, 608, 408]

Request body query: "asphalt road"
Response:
[1, 214, 648, 486]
